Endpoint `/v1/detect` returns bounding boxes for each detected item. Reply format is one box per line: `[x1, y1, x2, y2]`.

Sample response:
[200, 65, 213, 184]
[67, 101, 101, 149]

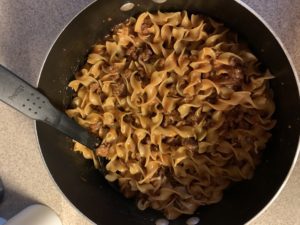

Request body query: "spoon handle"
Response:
[0, 65, 100, 150]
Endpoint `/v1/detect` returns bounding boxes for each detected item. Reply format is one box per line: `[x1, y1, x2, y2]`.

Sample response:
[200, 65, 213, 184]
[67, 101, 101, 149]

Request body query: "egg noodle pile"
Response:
[66, 11, 275, 219]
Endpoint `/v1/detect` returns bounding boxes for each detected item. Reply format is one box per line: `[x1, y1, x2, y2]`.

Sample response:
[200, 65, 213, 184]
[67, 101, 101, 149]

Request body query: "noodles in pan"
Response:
[66, 11, 275, 219]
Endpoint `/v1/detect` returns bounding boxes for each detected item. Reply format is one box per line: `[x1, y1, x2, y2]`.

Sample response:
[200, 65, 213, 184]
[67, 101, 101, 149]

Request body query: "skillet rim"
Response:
[34, 0, 300, 224]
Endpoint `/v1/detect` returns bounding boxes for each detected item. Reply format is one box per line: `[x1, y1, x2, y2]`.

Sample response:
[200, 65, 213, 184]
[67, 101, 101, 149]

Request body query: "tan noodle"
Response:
[66, 11, 276, 219]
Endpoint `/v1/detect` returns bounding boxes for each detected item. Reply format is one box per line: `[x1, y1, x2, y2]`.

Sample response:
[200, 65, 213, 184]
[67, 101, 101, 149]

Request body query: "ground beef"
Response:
[182, 138, 198, 151]
[165, 136, 181, 146]
[206, 90, 218, 104]
[139, 48, 153, 62]
[99, 91, 106, 102]
[124, 114, 135, 123]
[90, 82, 100, 92]
[126, 44, 138, 60]
[229, 67, 244, 91]
[135, 67, 150, 87]
[186, 113, 202, 126]
[90, 122, 101, 133]
[141, 18, 152, 35]
[111, 79, 127, 97]
[96, 142, 111, 157]
[162, 110, 181, 127]
[156, 58, 165, 70]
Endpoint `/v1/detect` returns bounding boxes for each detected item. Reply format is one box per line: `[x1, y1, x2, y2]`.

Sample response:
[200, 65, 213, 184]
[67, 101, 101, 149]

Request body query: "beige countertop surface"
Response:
[0, 0, 299, 224]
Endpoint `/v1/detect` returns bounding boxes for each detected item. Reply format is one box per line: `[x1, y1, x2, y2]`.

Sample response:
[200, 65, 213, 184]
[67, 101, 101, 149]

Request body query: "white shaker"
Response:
[0, 204, 62, 225]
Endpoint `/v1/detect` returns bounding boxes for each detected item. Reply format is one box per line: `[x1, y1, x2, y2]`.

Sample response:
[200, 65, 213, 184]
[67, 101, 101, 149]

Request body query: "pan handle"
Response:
[0, 65, 100, 150]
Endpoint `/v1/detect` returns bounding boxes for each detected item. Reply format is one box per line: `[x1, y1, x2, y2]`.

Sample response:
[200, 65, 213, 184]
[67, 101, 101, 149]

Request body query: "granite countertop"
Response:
[0, 0, 299, 224]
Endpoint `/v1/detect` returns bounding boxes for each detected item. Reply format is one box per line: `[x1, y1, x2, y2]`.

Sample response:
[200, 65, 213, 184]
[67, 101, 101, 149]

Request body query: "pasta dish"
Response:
[66, 11, 275, 219]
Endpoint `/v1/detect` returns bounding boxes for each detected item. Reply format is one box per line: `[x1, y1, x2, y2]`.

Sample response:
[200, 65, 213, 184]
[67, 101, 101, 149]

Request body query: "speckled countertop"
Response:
[0, 0, 299, 224]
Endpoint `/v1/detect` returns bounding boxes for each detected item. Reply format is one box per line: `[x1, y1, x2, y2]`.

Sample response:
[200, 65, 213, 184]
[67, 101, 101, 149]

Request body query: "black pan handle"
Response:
[0, 178, 4, 203]
[0, 65, 100, 150]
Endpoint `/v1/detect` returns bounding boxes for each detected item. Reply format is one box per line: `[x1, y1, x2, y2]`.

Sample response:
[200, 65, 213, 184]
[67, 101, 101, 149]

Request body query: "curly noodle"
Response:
[66, 11, 275, 220]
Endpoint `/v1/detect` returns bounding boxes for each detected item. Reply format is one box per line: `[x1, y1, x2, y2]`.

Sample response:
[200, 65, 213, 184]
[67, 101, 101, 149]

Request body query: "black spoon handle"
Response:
[0, 65, 100, 150]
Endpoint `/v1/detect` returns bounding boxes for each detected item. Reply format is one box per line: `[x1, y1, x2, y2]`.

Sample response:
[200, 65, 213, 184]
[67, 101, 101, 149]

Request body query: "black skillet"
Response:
[15, 0, 300, 224]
